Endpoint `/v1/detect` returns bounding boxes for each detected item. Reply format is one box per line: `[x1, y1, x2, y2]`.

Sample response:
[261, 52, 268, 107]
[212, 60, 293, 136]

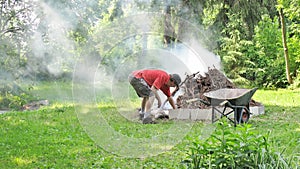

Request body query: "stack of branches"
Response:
[176, 67, 260, 109]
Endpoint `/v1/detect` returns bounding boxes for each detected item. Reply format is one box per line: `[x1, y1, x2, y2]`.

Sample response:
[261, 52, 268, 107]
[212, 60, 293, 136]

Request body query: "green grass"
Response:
[251, 89, 300, 158]
[0, 84, 299, 168]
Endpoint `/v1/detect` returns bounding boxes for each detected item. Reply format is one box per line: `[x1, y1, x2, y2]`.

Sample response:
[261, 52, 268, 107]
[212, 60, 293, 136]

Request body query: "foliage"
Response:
[0, 81, 35, 110]
[252, 15, 287, 88]
[183, 119, 297, 169]
[218, 12, 255, 86]
[220, 11, 299, 88]
[210, 0, 299, 88]
[0, 0, 37, 77]
[1, 0, 300, 93]
[289, 72, 300, 89]
[1, 0, 104, 81]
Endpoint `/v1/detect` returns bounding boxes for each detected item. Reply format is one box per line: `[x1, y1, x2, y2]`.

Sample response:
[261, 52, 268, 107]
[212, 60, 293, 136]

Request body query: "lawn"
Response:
[0, 82, 299, 168]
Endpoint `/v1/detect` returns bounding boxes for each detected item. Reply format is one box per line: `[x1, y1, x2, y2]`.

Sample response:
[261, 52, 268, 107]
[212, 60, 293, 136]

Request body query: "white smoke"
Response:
[30, 1, 76, 77]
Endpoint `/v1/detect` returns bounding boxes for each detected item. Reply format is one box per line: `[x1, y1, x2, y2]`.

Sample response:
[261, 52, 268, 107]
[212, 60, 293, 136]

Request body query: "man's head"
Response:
[170, 74, 181, 87]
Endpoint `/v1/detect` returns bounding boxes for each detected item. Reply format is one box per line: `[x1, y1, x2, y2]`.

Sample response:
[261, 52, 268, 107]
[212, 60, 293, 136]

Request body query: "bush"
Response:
[289, 70, 300, 89]
[0, 82, 35, 110]
[182, 119, 298, 169]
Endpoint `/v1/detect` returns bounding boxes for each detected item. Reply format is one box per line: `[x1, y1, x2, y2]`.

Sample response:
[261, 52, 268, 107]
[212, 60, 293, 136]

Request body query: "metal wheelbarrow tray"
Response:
[201, 88, 258, 125]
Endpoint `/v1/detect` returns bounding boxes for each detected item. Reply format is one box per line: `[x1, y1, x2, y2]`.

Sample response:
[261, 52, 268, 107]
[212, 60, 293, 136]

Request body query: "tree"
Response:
[280, 0, 300, 87]
[0, 0, 38, 76]
[278, 7, 292, 84]
[163, 5, 176, 47]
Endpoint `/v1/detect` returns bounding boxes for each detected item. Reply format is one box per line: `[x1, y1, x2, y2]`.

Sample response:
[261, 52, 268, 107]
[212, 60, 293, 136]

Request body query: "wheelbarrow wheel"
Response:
[235, 108, 250, 123]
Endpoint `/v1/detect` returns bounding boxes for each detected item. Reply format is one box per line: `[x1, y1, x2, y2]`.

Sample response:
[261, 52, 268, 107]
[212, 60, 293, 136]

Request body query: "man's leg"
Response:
[141, 97, 148, 112]
[144, 95, 155, 113]
[138, 97, 148, 120]
[142, 95, 156, 124]
[128, 76, 153, 122]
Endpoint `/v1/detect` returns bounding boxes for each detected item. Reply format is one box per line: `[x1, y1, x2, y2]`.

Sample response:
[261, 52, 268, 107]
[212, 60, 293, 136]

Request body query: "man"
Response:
[128, 69, 181, 123]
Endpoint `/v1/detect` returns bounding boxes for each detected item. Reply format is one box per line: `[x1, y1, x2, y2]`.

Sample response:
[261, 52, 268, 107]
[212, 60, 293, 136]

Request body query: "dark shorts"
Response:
[128, 74, 154, 97]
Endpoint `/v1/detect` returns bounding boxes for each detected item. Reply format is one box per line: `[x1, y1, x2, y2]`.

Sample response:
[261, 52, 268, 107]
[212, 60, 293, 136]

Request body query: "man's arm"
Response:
[151, 86, 162, 108]
[167, 96, 177, 109]
[145, 86, 161, 112]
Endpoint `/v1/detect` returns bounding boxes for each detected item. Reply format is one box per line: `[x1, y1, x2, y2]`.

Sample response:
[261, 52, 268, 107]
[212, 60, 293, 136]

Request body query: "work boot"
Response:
[139, 110, 144, 120]
[142, 112, 155, 124]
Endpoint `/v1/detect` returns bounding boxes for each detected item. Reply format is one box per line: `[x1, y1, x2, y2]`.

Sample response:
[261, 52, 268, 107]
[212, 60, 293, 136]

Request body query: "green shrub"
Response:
[0, 83, 35, 110]
[182, 119, 298, 169]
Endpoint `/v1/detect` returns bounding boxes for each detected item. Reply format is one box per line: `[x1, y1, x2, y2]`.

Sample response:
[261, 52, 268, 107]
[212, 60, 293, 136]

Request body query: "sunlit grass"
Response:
[253, 88, 300, 107]
[13, 157, 35, 166]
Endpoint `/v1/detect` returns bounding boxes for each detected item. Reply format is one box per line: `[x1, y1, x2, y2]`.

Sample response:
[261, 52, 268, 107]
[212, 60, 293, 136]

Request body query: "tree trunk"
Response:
[279, 8, 293, 84]
[163, 5, 176, 47]
[138, 34, 148, 68]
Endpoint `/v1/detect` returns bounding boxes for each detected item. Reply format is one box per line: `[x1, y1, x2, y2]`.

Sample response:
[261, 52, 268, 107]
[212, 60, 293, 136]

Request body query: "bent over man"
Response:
[128, 69, 181, 123]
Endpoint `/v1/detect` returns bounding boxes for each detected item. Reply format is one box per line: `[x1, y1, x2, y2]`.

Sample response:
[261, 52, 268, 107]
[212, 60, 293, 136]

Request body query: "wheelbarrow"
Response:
[187, 88, 258, 126]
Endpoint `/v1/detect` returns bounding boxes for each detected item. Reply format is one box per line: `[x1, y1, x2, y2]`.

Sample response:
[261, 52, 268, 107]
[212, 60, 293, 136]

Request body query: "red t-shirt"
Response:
[133, 69, 171, 97]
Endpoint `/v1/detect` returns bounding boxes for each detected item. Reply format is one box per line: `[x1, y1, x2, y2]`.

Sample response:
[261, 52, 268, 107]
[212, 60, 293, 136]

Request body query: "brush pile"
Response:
[176, 67, 260, 109]
[22, 100, 49, 111]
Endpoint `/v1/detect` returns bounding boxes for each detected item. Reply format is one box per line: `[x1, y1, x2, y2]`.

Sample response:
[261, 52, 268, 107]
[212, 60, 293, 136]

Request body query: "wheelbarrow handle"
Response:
[185, 98, 211, 106]
[160, 86, 180, 109]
